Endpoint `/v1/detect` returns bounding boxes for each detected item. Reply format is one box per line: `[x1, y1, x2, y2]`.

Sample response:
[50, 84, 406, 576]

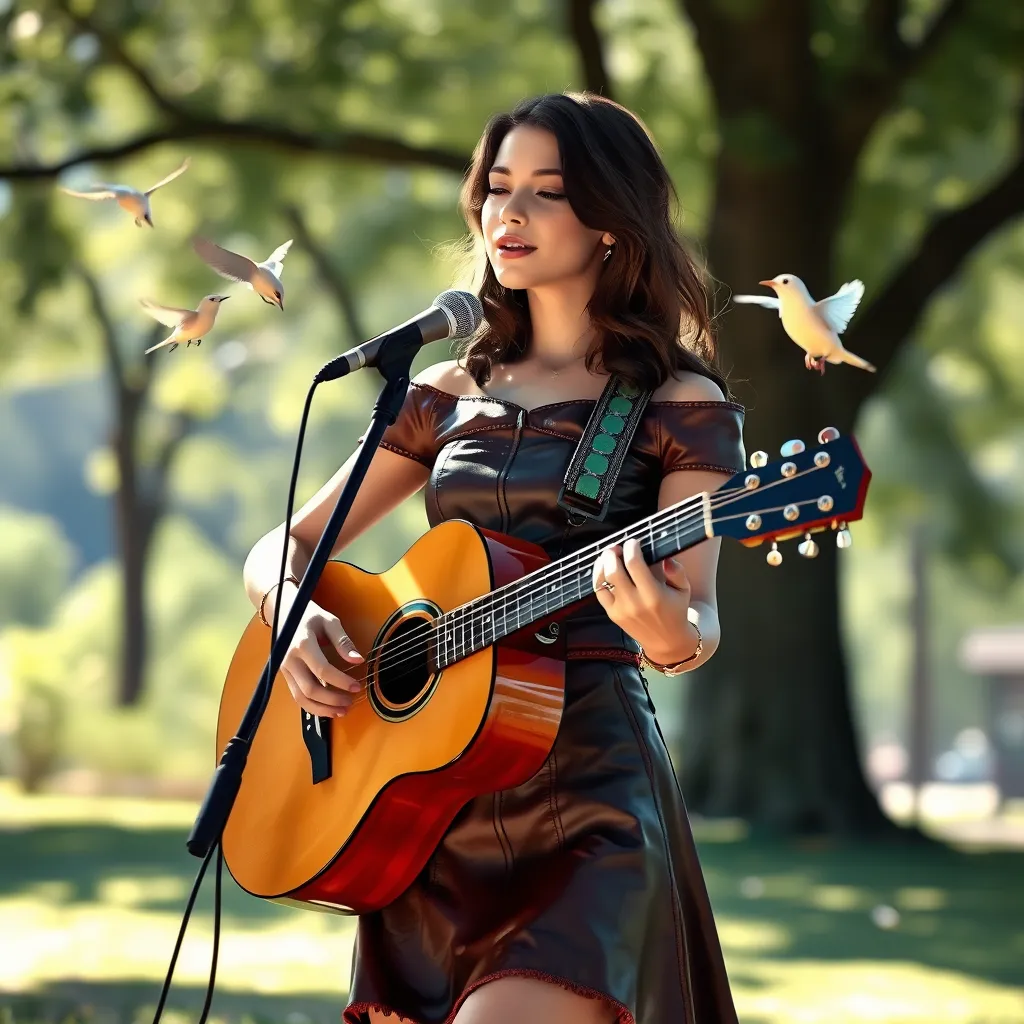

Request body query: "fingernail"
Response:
[348, 650, 363, 661]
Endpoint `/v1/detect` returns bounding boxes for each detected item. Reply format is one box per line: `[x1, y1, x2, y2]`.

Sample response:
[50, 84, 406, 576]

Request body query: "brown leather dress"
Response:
[343, 382, 746, 1024]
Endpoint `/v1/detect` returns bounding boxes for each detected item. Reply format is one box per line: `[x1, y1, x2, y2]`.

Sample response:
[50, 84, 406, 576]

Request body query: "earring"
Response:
[603, 247, 613, 262]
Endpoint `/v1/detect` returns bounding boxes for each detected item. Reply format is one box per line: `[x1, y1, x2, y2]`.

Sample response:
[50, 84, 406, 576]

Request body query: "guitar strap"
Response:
[557, 374, 653, 525]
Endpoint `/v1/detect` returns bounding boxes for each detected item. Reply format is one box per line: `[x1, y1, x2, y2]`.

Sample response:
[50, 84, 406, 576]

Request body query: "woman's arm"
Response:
[242, 445, 430, 623]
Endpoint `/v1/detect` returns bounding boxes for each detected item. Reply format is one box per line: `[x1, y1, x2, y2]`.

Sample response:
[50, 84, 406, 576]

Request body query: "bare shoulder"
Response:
[651, 369, 727, 404]
[412, 359, 481, 397]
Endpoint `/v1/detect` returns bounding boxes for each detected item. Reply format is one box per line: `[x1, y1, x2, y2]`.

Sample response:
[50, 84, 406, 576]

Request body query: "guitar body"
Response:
[217, 520, 566, 914]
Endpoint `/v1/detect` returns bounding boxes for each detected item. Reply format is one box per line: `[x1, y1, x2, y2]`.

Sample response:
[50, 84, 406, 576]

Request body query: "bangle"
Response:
[638, 622, 703, 677]
[258, 575, 300, 627]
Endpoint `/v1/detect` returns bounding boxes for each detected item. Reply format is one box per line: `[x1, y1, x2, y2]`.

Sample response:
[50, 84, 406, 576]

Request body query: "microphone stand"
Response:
[186, 326, 422, 858]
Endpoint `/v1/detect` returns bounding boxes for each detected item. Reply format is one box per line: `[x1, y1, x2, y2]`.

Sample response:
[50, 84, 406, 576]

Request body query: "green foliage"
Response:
[0, 505, 76, 627]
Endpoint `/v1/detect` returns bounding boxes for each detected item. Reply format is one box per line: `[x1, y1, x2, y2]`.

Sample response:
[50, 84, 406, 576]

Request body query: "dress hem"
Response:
[343, 968, 635, 1024]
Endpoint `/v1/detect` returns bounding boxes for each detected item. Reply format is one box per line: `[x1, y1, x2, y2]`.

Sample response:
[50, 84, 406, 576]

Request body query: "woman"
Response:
[243, 92, 746, 1024]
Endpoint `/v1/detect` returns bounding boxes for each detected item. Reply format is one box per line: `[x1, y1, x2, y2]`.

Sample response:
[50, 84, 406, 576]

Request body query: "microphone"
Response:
[314, 290, 484, 383]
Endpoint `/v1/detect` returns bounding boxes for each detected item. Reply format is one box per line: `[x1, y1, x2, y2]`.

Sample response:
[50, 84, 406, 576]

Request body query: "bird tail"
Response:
[145, 333, 177, 355]
[836, 348, 876, 373]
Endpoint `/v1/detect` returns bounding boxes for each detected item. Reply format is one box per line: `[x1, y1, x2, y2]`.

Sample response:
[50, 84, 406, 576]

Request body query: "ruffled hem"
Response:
[343, 968, 635, 1024]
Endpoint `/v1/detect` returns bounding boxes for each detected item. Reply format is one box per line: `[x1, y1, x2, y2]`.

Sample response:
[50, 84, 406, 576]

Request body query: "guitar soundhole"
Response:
[368, 607, 440, 722]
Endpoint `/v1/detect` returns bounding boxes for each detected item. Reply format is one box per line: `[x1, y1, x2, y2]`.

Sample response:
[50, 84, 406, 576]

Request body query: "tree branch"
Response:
[842, 124, 1024, 408]
[284, 204, 367, 343]
[53, 0, 179, 119]
[74, 264, 125, 388]
[836, 0, 969, 164]
[0, 119, 469, 181]
[567, 0, 614, 98]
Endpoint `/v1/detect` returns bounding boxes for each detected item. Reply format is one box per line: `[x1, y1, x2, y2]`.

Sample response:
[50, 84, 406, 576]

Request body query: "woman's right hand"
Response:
[275, 591, 364, 719]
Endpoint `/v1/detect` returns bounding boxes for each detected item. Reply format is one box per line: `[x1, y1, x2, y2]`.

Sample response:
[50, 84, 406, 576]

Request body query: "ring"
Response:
[601, 581, 615, 593]
[319, 676, 328, 688]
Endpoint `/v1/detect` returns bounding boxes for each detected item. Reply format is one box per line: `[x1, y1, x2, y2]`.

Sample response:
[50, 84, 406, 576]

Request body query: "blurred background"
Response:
[1, 0, 1022, 1021]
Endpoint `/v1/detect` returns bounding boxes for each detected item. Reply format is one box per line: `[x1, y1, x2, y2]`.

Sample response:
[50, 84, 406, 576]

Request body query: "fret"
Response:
[434, 496, 712, 668]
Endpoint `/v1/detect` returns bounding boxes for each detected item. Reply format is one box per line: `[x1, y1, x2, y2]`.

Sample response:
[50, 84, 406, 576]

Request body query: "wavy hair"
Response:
[455, 92, 726, 395]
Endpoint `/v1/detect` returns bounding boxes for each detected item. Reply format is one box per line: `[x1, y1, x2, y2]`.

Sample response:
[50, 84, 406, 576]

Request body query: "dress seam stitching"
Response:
[611, 663, 694, 1024]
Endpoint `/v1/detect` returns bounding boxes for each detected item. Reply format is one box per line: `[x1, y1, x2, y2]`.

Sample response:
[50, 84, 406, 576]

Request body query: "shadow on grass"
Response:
[0, 825, 290, 923]
[698, 831, 1024, 988]
[1, 980, 344, 1024]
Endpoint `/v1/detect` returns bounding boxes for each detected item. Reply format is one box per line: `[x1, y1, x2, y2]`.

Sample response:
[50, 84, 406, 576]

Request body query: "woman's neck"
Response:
[524, 277, 600, 371]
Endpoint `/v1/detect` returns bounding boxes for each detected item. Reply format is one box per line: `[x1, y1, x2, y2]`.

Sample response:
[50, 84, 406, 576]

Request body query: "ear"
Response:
[601, 233, 615, 246]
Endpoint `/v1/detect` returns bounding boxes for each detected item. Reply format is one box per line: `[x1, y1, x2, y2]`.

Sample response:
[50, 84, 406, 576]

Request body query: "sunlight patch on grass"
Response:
[729, 957, 1024, 1023]
[0, 897, 355, 997]
[0, 781, 198, 830]
[96, 876, 191, 908]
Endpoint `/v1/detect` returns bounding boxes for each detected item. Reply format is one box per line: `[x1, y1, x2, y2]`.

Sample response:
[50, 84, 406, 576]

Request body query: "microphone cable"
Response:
[151, 380, 320, 1024]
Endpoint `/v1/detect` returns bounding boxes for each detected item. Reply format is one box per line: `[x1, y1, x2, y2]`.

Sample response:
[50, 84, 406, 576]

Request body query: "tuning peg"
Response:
[836, 521, 853, 549]
[766, 541, 782, 566]
[798, 532, 819, 558]
[780, 439, 805, 457]
[817, 426, 840, 444]
[749, 450, 769, 468]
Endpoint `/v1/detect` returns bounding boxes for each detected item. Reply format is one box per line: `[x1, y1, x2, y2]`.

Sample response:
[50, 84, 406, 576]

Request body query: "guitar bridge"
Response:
[302, 710, 332, 784]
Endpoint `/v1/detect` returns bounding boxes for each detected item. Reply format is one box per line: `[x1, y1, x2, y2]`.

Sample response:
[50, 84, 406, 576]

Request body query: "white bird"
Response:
[733, 274, 876, 374]
[60, 157, 191, 228]
[140, 294, 230, 354]
[192, 236, 293, 310]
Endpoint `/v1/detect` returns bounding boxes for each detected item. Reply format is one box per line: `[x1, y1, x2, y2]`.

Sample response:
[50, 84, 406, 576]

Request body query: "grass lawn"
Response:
[1, 783, 1022, 1024]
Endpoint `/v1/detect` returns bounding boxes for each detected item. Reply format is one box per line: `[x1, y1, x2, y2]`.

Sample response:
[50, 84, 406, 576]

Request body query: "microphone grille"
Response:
[433, 290, 484, 340]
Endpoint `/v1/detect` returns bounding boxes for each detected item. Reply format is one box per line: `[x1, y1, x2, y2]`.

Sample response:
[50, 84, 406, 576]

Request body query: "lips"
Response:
[495, 234, 536, 255]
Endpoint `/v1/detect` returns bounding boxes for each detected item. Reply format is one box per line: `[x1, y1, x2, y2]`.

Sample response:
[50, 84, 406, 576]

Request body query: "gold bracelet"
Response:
[638, 622, 703, 677]
[258, 575, 300, 627]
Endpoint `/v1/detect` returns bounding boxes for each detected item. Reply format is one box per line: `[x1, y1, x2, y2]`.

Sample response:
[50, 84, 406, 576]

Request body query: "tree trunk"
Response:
[679, 145, 894, 834]
[112, 385, 153, 707]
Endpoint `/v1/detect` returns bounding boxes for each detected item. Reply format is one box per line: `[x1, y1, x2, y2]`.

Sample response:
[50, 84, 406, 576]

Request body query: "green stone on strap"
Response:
[617, 382, 640, 398]
[608, 396, 633, 416]
[584, 452, 609, 476]
[592, 433, 616, 454]
[574, 474, 601, 499]
[600, 414, 625, 435]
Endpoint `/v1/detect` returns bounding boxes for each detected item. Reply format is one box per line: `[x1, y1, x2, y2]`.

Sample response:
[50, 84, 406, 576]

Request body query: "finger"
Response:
[322, 616, 364, 664]
[662, 556, 692, 593]
[280, 665, 349, 718]
[289, 658, 357, 709]
[623, 538, 661, 606]
[602, 546, 632, 594]
[303, 638, 362, 693]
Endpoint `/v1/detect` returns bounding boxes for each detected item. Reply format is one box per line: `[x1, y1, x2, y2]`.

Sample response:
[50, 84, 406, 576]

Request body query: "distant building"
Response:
[959, 626, 1024, 802]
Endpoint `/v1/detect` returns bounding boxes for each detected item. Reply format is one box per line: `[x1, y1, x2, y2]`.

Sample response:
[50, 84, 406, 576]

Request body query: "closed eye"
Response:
[487, 186, 566, 201]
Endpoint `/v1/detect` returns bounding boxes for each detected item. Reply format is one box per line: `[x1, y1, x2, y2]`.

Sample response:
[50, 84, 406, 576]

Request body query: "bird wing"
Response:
[260, 238, 293, 278]
[733, 294, 781, 311]
[192, 236, 258, 283]
[814, 279, 864, 335]
[145, 157, 191, 195]
[60, 187, 119, 201]
[139, 298, 194, 328]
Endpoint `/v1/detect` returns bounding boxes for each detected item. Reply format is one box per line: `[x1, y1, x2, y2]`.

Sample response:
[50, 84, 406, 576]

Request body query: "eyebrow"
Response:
[488, 165, 563, 177]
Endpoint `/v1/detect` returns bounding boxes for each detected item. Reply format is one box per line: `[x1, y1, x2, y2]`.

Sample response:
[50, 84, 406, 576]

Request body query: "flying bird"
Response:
[191, 236, 293, 310]
[60, 157, 191, 228]
[140, 294, 229, 354]
[733, 275, 876, 374]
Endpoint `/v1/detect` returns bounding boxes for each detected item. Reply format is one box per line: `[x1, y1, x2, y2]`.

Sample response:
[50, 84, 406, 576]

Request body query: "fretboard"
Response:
[431, 493, 711, 670]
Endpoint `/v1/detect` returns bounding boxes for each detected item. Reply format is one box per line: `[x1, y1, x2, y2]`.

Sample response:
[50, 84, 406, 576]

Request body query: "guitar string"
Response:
[330, 490, 832, 712]
[360, 460, 831, 675]
[304, 462, 832, 690]
[308, 463, 836, 702]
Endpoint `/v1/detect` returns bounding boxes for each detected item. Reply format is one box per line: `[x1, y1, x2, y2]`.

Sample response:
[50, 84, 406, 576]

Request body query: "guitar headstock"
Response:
[711, 427, 871, 564]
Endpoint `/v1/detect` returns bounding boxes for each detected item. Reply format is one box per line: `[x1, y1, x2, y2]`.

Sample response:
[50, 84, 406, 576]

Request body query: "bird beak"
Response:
[219, 295, 230, 302]
[278, 300, 284, 311]
[758, 279, 776, 289]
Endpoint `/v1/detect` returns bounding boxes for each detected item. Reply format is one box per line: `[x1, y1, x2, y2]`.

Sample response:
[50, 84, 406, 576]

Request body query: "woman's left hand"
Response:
[592, 538, 695, 659]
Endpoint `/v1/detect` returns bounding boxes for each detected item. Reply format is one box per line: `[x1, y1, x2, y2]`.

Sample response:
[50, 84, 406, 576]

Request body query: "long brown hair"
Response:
[456, 91, 726, 395]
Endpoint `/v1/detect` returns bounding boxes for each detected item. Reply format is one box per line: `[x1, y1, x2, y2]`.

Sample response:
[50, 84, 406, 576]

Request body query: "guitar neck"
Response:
[432, 493, 712, 669]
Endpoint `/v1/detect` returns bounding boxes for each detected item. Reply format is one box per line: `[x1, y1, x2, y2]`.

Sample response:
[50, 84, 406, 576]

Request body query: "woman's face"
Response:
[481, 125, 611, 291]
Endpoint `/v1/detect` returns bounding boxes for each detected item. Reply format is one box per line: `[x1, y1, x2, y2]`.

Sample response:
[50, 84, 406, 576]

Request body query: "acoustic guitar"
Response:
[217, 428, 870, 914]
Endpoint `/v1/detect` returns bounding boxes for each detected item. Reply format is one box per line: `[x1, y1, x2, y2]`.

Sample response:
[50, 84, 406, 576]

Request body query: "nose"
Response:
[498, 192, 527, 227]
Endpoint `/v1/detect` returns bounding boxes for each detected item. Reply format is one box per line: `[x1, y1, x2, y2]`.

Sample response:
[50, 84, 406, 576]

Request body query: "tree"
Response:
[2, 0, 1022, 829]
